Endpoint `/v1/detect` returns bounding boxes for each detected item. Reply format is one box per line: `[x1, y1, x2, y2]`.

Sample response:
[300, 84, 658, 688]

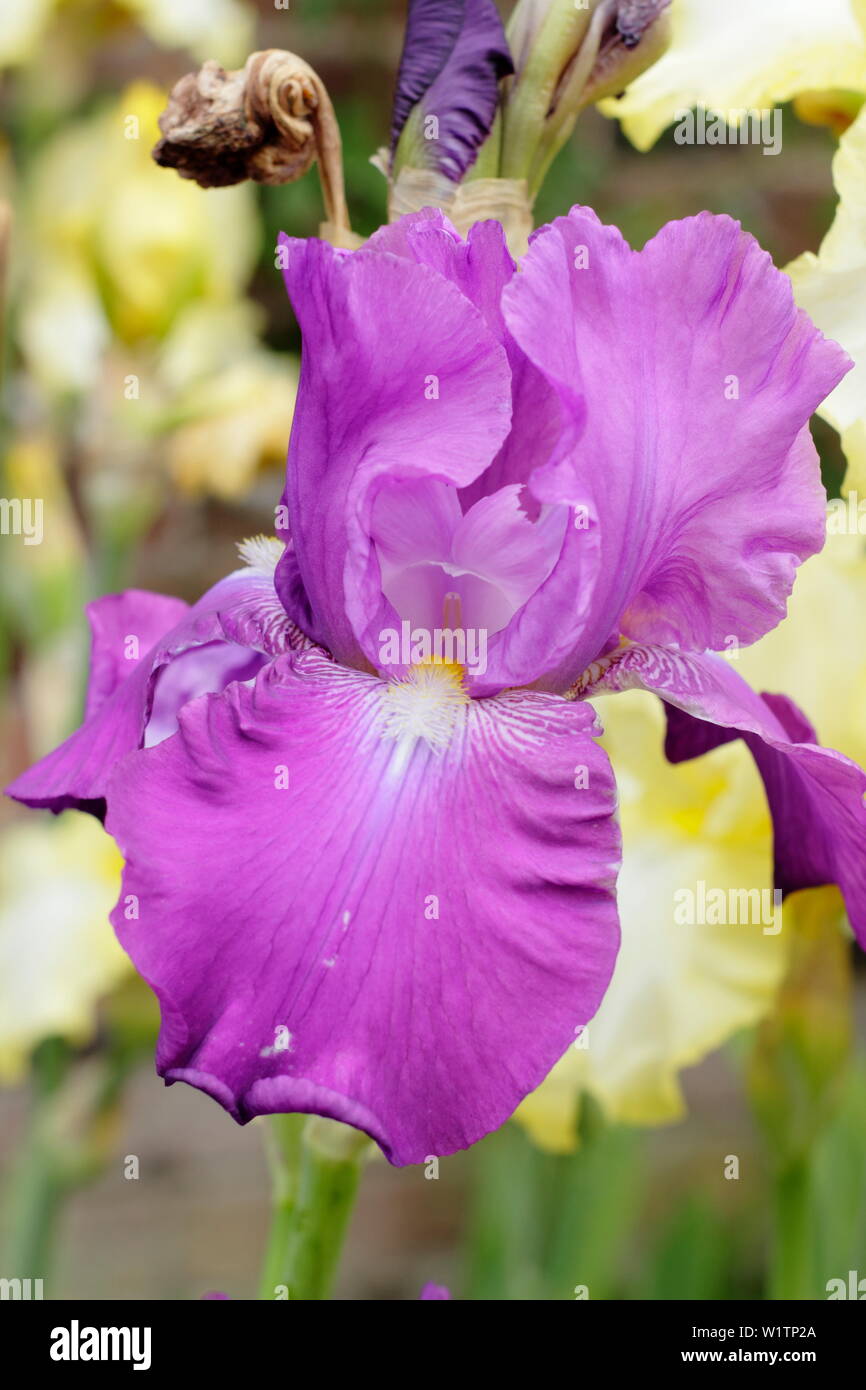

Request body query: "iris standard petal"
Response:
[104, 649, 621, 1166]
[504, 207, 851, 671]
[365, 212, 563, 505]
[279, 220, 605, 694]
[275, 232, 512, 670]
[369, 478, 570, 690]
[367, 212, 516, 344]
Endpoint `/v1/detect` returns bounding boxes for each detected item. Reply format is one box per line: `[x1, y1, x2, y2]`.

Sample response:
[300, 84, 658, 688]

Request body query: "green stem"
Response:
[2, 1040, 71, 1287]
[465, 111, 503, 180]
[257, 1114, 306, 1300]
[524, 2, 610, 195]
[769, 1157, 814, 1300]
[499, 3, 593, 183]
[4, 1140, 64, 1281]
[258, 1116, 370, 1301]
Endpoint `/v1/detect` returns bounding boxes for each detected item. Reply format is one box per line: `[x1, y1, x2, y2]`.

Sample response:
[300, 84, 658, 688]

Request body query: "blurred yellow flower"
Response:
[0, 814, 128, 1083]
[736, 529, 866, 767]
[167, 352, 299, 499]
[0, 434, 90, 753]
[601, 0, 866, 151]
[20, 81, 258, 390]
[145, 300, 298, 497]
[517, 693, 782, 1148]
[2, 431, 85, 580]
[786, 107, 866, 495]
[1, 0, 253, 70]
[122, 0, 253, 66]
[596, 0, 866, 568]
[0, 0, 53, 68]
[12, 83, 296, 503]
[517, 528, 866, 1151]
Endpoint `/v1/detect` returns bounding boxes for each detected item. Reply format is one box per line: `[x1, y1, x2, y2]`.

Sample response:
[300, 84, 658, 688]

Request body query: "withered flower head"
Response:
[152, 49, 350, 238]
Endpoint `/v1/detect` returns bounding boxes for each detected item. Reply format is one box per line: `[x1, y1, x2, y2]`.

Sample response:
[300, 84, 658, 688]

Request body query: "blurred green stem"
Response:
[745, 891, 853, 1301]
[467, 1095, 642, 1300]
[769, 1157, 813, 1300]
[258, 1115, 370, 1301]
[4, 1136, 64, 1281]
[3, 1039, 69, 1285]
[3, 1037, 134, 1292]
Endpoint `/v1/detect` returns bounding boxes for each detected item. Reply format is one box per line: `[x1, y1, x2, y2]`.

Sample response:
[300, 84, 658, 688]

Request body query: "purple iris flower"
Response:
[420, 1283, 451, 1299]
[390, 0, 513, 181]
[8, 205, 866, 1168]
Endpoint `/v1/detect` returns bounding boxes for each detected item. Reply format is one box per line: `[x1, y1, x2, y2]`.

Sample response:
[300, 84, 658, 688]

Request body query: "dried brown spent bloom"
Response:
[153, 50, 352, 240]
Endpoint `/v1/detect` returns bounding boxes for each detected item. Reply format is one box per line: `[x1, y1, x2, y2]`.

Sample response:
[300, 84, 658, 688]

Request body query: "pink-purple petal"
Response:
[275, 233, 512, 671]
[365, 213, 562, 507]
[504, 208, 852, 666]
[105, 651, 621, 1166]
[367, 214, 516, 344]
[85, 590, 189, 719]
[578, 643, 866, 944]
[5, 572, 301, 817]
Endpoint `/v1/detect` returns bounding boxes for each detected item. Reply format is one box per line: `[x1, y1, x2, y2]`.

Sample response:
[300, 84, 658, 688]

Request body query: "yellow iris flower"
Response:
[601, 0, 866, 536]
[0, 815, 128, 1082]
[20, 82, 257, 389]
[13, 82, 298, 499]
[786, 107, 866, 495]
[601, 0, 866, 151]
[517, 528, 866, 1150]
[167, 352, 300, 499]
[1, 0, 252, 70]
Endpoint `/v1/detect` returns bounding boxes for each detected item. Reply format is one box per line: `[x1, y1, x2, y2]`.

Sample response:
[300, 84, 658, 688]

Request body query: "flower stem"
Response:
[467, 111, 503, 180]
[3, 1039, 71, 1287]
[258, 1114, 305, 1299]
[769, 1157, 814, 1300]
[498, 2, 593, 185]
[258, 1115, 370, 1301]
[4, 1138, 64, 1282]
